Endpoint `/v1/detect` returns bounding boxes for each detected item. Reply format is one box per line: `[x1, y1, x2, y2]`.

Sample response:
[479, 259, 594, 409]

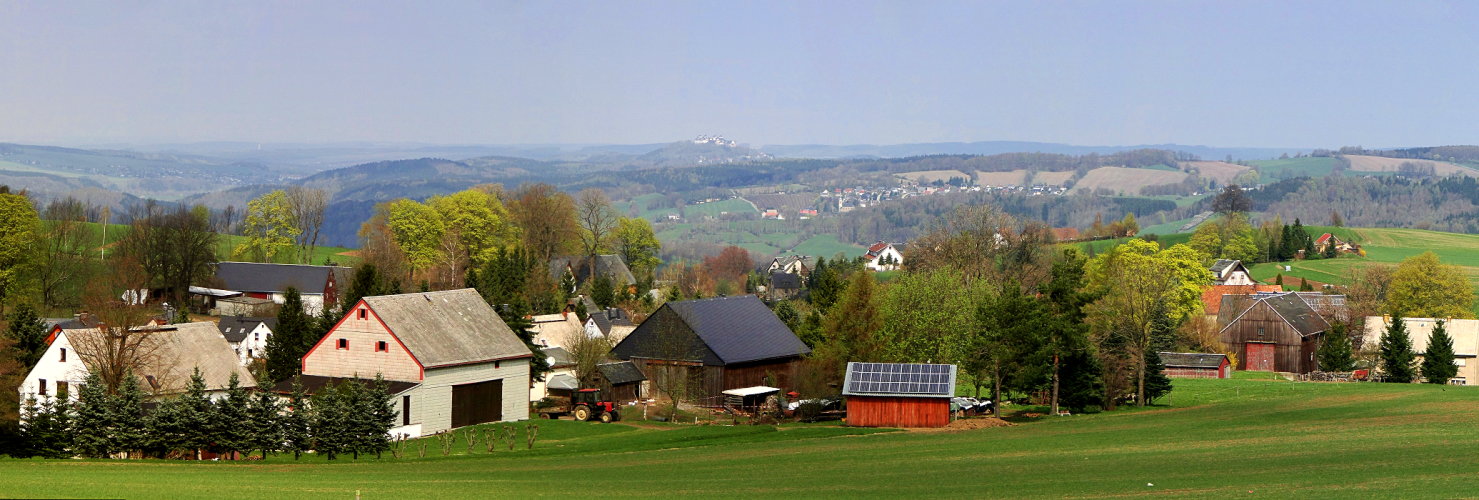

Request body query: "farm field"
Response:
[1251, 156, 1338, 180]
[1071, 167, 1187, 195]
[1180, 161, 1250, 185]
[1248, 226, 1479, 312]
[974, 169, 1029, 187]
[1032, 170, 1075, 186]
[1342, 155, 1479, 177]
[682, 198, 756, 219]
[791, 234, 865, 259]
[896, 169, 971, 184]
[4, 376, 1479, 498]
[56, 221, 358, 266]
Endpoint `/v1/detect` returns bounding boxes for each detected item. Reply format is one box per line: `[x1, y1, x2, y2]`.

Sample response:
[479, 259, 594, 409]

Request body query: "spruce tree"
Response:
[1142, 350, 1173, 404]
[499, 306, 549, 383]
[282, 378, 313, 460]
[591, 273, 614, 309]
[1421, 320, 1459, 384]
[21, 396, 72, 459]
[178, 369, 214, 459]
[4, 303, 48, 367]
[71, 372, 116, 458]
[367, 375, 397, 459]
[341, 263, 382, 312]
[144, 393, 186, 458]
[340, 380, 370, 460]
[245, 389, 283, 459]
[1380, 315, 1418, 383]
[213, 373, 251, 459]
[111, 374, 147, 458]
[1317, 323, 1355, 372]
[1058, 347, 1105, 412]
[311, 382, 347, 460]
[266, 287, 310, 384]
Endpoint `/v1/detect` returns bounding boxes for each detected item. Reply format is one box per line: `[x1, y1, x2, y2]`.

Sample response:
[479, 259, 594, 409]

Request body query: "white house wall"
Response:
[410, 359, 531, 435]
[18, 332, 89, 405]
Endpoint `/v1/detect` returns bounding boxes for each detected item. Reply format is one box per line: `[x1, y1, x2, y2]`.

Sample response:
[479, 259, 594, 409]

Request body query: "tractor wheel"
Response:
[609, 410, 621, 422]
[599, 411, 614, 423]
[573, 405, 592, 422]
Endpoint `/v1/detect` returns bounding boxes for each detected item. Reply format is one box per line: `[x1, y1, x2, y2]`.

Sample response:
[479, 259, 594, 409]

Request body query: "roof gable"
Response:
[666, 295, 811, 364]
[360, 289, 532, 368]
[217, 316, 275, 343]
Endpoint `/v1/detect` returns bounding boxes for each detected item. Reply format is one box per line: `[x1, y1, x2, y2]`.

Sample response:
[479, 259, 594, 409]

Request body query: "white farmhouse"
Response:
[19, 322, 257, 406]
[217, 316, 275, 366]
[864, 241, 905, 271]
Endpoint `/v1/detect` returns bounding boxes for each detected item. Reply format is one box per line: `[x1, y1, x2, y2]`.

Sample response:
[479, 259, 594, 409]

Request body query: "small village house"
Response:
[594, 361, 647, 403]
[206, 262, 351, 316]
[610, 295, 811, 399]
[217, 316, 275, 366]
[1363, 316, 1478, 385]
[530, 346, 578, 402]
[1158, 352, 1232, 379]
[550, 255, 638, 293]
[758, 254, 812, 277]
[583, 306, 636, 343]
[299, 288, 532, 437]
[864, 241, 904, 271]
[530, 312, 587, 349]
[1314, 233, 1358, 254]
[20, 322, 257, 405]
[842, 362, 957, 428]
[1209, 259, 1254, 286]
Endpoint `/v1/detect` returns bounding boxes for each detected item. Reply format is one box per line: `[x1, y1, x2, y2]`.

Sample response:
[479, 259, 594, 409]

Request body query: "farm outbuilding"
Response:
[842, 362, 957, 428]
[1158, 352, 1232, 379]
[1218, 292, 1329, 373]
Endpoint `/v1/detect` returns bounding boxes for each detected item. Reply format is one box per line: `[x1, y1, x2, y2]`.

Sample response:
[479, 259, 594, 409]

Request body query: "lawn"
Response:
[4, 377, 1479, 498]
[683, 198, 757, 219]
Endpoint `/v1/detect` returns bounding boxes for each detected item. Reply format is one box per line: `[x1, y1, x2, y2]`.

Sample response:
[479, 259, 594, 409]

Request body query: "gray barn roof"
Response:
[613, 295, 810, 365]
[1158, 352, 1228, 369]
[1222, 292, 1330, 337]
[214, 262, 350, 295]
[69, 322, 256, 395]
[769, 272, 802, 290]
[362, 288, 532, 368]
[597, 361, 647, 385]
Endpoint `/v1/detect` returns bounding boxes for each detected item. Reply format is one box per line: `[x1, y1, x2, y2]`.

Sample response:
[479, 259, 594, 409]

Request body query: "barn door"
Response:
[1246, 343, 1275, 372]
[451, 380, 503, 428]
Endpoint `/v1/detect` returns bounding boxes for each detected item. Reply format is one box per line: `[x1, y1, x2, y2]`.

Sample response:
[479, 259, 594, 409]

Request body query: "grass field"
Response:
[1251, 157, 1338, 180]
[5, 376, 1479, 498]
[792, 234, 865, 259]
[683, 198, 757, 219]
[1071, 167, 1188, 195]
[62, 221, 359, 265]
[1248, 226, 1479, 312]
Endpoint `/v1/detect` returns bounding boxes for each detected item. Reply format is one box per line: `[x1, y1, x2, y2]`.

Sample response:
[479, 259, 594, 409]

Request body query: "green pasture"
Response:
[792, 234, 865, 259]
[4, 377, 1479, 498]
[1251, 156, 1338, 180]
[54, 221, 357, 266]
[683, 198, 757, 219]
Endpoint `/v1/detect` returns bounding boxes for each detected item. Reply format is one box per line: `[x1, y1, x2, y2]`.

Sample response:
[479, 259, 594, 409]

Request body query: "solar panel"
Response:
[842, 362, 957, 397]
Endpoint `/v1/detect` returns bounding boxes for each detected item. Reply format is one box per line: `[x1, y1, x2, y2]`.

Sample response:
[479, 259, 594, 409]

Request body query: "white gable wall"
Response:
[411, 358, 531, 435]
[18, 332, 89, 405]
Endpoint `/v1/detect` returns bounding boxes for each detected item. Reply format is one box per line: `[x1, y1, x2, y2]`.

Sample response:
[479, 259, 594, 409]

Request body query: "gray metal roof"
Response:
[843, 362, 957, 398]
[361, 288, 532, 368]
[214, 262, 350, 294]
[542, 346, 575, 367]
[1158, 352, 1228, 369]
[597, 361, 647, 385]
[1222, 292, 1330, 337]
[69, 322, 257, 395]
[611, 295, 811, 365]
[269, 374, 418, 396]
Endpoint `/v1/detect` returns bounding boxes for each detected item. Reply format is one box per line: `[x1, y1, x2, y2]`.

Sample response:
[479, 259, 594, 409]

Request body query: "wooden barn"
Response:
[842, 362, 957, 428]
[594, 361, 647, 403]
[610, 295, 811, 400]
[1218, 292, 1329, 373]
[1158, 352, 1232, 379]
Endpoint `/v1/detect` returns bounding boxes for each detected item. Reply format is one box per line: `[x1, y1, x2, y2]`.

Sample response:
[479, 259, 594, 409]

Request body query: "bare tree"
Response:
[72, 257, 167, 393]
[285, 187, 328, 264]
[37, 198, 99, 309]
[566, 332, 613, 388]
[576, 188, 620, 282]
[647, 311, 704, 421]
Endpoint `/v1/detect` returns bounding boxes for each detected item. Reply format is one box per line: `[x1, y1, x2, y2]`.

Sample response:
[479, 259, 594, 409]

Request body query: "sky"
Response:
[1, 1, 1477, 149]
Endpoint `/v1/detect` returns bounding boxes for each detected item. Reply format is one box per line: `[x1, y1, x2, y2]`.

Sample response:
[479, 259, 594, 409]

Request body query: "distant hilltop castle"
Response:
[692, 135, 739, 147]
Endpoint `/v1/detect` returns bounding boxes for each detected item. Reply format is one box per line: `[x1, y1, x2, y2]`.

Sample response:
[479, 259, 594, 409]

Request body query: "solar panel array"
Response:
[844, 362, 954, 397]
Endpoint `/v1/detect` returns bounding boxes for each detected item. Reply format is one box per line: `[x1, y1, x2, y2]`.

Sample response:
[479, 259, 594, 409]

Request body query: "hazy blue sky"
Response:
[1, 1, 1476, 148]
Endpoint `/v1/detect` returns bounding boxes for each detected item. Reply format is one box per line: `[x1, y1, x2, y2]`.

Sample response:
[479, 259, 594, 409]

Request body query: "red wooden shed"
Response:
[1158, 352, 1232, 379]
[843, 362, 957, 428]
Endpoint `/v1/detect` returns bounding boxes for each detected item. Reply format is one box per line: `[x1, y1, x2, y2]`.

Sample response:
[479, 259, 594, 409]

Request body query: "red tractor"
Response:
[540, 388, 621, 423]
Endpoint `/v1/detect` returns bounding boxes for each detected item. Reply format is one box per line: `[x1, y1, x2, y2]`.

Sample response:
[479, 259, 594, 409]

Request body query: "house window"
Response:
[38, 379, 46, 396]
[247, 348, 253, 357]
[254, 333, 259, 341]
[402, 395, 411, 426]
[358, 309, 368, 320]
[494, 360, 501, 369]
[57, 381, 68, 400]
[337, 338, 349, 350]
[376, 341, 388, 352]
[59, 348, 66, 362]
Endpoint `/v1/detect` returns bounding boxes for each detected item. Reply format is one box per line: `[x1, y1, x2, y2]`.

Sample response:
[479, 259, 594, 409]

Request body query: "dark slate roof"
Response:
[269, 374, 419, 396]
[362, 289, 533, 368]
[216, 316, 276, 343]
[44, 316, 99, 332]
[769, 272, 802, 290]
[1224, 292, 1329, 337]
[587, 307, 633, 336]
[1209, 259, 1239, 274]
[214, 262, 350, 295]
[1158, 352, 1228, 369]
[597, 361, 647, 385]
[616, 295, 810, 365]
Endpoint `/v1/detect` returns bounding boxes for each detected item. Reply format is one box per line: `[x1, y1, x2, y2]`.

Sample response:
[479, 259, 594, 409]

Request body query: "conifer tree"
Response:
[111, 374, 147, 458]
[1142, 350, 1173, 404]
[340, 380, 371, 460]
[1380, 315, 1417, 383]
[245, 389, 283, 459]
[71, 372, 116, 458]
[282, 378, 313, 460]
[499, 306, 549, 383]
[21, 396, 72, 458]
[1421, 320, 1459, 384]
[4, 303, 48, 367]
[145, 393, 187, 458]
[178, 369, 214, 459]
[266, 287, 310, 384]
[1317, 323, 1355, 372]
[366, 375, 397, 459]
[311, 382, 348, 460]
[213, 373, 251, 459]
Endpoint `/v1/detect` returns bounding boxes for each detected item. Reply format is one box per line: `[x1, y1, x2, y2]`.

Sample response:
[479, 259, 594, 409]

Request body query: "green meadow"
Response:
[2, 375, 1477, 498]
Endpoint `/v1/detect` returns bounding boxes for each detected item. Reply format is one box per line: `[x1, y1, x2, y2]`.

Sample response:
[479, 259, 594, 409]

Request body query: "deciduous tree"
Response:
[284, 186, 329, 265]
[1387, 251, 1475, 319]
[384, 198, 446, 279]
[0, 191, 40, 315]
[234, 190, 299, 263]
[611, 217, 661, 284]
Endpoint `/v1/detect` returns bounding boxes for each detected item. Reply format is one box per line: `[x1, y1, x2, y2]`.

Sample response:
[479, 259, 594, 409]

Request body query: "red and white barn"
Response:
[843, 362, 956, 428]
[1158, 352, 1232, 379]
